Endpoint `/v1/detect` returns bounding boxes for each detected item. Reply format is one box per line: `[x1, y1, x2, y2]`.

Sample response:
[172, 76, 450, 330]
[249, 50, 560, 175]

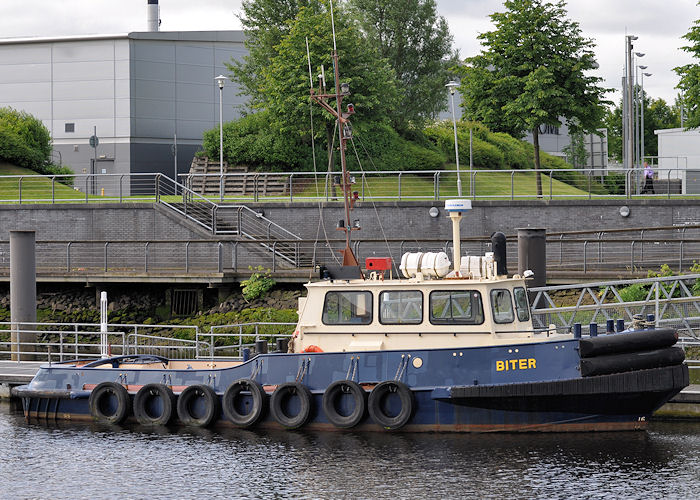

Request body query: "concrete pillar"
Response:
[10, 230, 37, 361]
[517, 228, 546, 288]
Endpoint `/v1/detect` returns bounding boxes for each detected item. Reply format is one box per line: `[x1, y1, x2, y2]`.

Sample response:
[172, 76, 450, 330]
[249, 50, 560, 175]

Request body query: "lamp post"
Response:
[214, 75, 227, 202]
[446, 81, 462, 197]
[634, 53, 645, 172]
[640, 70, 651, 168]
[624, 35, 637, 184]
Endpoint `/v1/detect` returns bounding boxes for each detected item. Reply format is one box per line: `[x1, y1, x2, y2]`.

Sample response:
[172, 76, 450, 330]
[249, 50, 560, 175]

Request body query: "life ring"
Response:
[303, 345, 323, 353]
[270, 382, 312, 429]
[133, 383, 176, 425]
[322, 380, 366, 429]
[222, 378, 267, 428]
[368, 381, 414, 430]
[176, 384, 220, 427]
[88, 381, 131, 425]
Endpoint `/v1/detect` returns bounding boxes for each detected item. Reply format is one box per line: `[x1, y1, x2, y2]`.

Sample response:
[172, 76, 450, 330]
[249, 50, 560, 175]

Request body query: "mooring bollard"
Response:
[616, 319, 625, 332]
[589, 323, 598, 337]
[573, 323, 582, 339]
[606, 319, 615, 334]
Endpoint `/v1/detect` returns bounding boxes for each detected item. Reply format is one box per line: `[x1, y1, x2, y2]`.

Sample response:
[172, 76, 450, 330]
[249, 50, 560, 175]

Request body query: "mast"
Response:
[309, 2, 359, 267]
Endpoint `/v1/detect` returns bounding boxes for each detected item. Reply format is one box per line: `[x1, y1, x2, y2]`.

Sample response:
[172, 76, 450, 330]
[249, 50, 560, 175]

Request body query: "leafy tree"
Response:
[675, 10, 700, 128]
[0, 107, 52, 172]
[228, 0, 312, 110]
[349, 0, 456, 130]
[457, 0, 609, 195]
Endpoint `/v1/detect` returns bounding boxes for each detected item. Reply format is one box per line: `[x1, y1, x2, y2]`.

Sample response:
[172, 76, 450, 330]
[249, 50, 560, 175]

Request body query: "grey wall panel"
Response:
[0, 62, 52, 82]
[132, 41, 175, 63]
[177, 101, 216, 122]
[53, 99, 115, 120]
[0, 82, 51, 101]
[131, 78, 176, 100]
[0, 44, 50, 64]
[53, 61, 115, 81]
[132, 60, 174, 81]
[53, 80, 115, 100]
[2, 102, 51, 120]
[131, 99, 175, 120]
[177, 119, 215, 139]
[133, 118, 175, 138]
[129, 142, 201, 177]
[176, 44, 214, 67]
[52, 40, 118, 62]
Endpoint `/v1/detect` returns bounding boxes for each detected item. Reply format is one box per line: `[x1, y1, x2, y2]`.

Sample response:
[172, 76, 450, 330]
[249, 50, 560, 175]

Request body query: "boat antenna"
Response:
[309, 0, 359, 267]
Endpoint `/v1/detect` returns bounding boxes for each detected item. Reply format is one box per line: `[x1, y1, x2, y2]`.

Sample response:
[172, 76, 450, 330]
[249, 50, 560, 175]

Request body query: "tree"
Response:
[0, 107, 52, 172]
[603, 94, 679, 162]
[349, 0, 456, 130]
[457, 0, 609, 196]
[228, 0, 311, 110]
[675, 9, 700, 128]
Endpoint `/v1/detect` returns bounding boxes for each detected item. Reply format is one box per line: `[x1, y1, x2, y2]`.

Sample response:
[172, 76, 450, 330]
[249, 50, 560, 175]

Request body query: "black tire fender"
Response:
[176, 384, 220, 427]
[88, 381, 131, 425]
[270, 382, 312, 430]
[133, 383, 176, 425]
[322, 380, 366, 429]
[368, 381, 414, 430]
[222, 378, 267, 428]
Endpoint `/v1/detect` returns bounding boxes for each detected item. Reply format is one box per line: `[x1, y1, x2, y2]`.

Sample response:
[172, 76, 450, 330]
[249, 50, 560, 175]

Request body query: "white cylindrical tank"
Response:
[400, 252, 451, 279]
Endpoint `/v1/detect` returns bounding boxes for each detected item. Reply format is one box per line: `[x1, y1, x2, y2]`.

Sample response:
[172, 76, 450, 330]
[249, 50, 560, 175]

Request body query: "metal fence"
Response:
[1, 227, 700, 278]
[1, 168, 698, 205]
[0, 322, 200, 362]
[529, 274, 700, 338]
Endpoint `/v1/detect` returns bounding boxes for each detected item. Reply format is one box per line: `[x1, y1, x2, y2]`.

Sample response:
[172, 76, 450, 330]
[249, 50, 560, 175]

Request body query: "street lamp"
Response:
[214, 74, 227, 202]
[445, 81, 462, 197]
[640, 70, 652, 169]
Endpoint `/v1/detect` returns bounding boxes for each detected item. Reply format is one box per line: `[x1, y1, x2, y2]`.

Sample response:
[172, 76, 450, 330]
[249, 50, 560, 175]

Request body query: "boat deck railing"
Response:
[530, 274, 700, 339]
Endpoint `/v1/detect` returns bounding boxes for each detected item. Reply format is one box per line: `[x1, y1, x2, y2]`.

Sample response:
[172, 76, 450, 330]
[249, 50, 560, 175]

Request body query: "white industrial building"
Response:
[655, 127, 700, 194]
[0, 29, 246, 184]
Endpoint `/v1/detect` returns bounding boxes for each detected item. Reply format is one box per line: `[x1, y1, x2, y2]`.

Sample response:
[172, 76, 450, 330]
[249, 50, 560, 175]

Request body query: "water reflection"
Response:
[1, 402, 698, 499]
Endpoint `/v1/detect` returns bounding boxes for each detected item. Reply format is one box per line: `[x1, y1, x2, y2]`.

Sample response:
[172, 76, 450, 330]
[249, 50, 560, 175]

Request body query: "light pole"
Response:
[624, 36, 637, 182]
[634, 53, 645, 172]
[215, 75, 227, 202]
[640, 70, 651, 168]
[446, 81, 462, 197]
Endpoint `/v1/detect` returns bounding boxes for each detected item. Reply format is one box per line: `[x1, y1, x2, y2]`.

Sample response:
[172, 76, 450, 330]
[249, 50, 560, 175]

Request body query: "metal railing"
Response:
[198, 322, 297, 359]
[529, 274, 700, 338]
[0, 322, 200, 362]
[2, 167, 698, 205]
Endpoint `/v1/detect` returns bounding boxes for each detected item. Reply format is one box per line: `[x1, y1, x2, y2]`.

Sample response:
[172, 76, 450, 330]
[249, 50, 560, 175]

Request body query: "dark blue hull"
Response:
[16, 332, 689, 433]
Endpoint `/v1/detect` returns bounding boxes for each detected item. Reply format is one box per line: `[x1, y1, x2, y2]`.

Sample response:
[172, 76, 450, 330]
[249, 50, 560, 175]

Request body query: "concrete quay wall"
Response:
[0, 199, 699, 243]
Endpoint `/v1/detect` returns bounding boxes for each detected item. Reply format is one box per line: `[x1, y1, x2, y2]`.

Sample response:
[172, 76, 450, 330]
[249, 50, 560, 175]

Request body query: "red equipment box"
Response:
[365, 257, 392, 271]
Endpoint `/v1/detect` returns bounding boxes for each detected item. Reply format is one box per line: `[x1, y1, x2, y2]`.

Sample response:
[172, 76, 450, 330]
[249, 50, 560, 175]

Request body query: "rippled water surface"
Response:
[1, 402, 699, 499]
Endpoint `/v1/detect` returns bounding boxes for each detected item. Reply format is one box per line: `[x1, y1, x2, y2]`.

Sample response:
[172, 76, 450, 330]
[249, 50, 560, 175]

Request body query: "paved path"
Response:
[0, 361, 44, 384]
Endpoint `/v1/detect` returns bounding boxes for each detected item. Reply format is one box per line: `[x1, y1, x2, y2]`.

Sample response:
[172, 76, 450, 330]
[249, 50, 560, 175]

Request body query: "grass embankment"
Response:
[292, 163, 592, 201]
[0, 162, 87, 203]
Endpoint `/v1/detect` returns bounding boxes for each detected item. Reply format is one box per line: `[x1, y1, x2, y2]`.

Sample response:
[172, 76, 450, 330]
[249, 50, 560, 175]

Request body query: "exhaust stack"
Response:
[444, 199, 472, 275]
[147, 0, 160, 32]
[490, 232, 508, 276]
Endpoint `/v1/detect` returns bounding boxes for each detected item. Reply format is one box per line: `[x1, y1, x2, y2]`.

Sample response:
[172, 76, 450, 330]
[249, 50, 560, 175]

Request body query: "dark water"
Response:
[1, 402, 699, 500]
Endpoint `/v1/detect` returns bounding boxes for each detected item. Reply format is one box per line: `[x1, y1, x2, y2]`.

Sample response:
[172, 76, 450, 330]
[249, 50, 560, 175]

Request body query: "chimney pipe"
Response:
[147, 0, 160, 32]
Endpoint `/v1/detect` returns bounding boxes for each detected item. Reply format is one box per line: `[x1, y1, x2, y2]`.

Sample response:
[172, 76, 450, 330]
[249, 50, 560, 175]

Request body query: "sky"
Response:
[0, 0, 696, 106]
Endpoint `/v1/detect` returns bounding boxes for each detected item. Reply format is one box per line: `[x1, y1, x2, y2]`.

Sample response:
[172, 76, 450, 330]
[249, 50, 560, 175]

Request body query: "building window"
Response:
[513, 287, 530, 322]
[322, 291, 372, 325]
[65, 123, 75, 133]
[429, 290, 484, 325]
[490, 289, 514, 324]
[380, 290, 422, 324]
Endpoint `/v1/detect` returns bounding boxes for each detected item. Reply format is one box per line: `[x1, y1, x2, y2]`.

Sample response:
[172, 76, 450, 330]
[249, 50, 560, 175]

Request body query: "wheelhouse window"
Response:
[429, 290, 484, 325]
[322, 291, 373, 325]
[513, 287, 530, 322]
[380, 290, 423, 324]
[490, 289, 514, 324]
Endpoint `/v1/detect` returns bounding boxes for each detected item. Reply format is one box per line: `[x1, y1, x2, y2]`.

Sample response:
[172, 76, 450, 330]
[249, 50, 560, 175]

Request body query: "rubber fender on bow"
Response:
[222, 378, 267, 428]
[270, 382, 313, 429]
[133, 383, 176, 425]
[368, 380, 414, 431]
[176, 384, 220, 428]
[88, 381, 131, 425]
[322, 380, 367, 429]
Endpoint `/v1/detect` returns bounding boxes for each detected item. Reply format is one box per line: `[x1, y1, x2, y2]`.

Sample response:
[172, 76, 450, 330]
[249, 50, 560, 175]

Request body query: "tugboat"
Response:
[14, 14, 688, 432]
